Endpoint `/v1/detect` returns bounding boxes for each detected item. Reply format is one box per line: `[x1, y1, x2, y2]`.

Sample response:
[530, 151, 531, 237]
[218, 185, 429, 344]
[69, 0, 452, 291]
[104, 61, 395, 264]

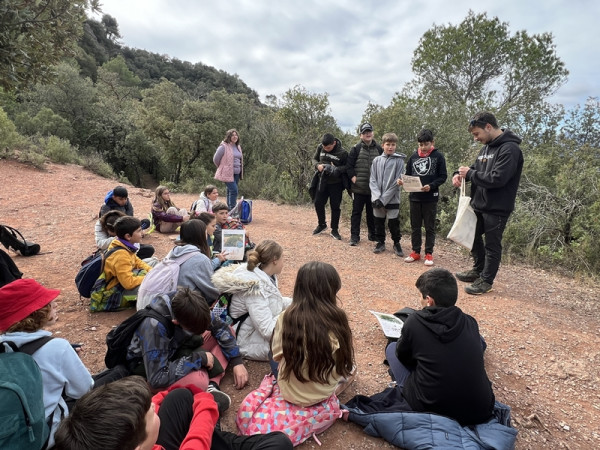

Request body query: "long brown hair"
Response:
[279, 261, 354, 383]
[176, 220, 210, 257]
[223, 129, 240, 145]
[153, 185, 177, 211]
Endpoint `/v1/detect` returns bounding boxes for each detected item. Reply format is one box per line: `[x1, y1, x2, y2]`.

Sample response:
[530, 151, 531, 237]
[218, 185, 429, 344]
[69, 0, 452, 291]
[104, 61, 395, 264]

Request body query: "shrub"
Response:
[82, 154, 116, 179]
[37, 135, 80, 164]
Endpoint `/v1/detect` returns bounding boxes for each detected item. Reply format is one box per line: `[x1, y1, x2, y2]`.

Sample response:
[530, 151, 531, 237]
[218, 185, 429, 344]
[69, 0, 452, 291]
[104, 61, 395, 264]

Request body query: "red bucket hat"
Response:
[0, 279, 60, 332]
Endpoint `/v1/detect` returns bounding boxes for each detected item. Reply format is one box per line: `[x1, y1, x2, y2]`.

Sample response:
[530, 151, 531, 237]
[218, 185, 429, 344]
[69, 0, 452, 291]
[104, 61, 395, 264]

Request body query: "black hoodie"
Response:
[466, 129, 523, 216]
[396, 306, 495, 425]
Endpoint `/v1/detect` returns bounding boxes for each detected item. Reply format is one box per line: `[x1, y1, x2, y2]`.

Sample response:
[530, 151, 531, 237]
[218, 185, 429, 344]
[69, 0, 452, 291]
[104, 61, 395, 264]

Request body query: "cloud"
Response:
[97, 0, 600, 129]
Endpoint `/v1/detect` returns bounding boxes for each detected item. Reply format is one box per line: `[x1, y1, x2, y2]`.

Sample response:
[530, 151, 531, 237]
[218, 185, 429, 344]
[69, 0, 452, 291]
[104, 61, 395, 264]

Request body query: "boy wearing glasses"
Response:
[452, 111, 523, 295]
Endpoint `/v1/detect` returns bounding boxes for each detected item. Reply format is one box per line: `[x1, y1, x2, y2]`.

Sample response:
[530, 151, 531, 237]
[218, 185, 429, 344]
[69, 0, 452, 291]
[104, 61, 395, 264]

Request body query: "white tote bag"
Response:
[447, 178, 477, 250]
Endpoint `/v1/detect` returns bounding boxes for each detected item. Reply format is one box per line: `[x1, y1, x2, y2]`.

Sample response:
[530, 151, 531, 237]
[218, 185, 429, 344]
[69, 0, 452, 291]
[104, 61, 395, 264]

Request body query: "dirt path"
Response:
[1, 160, 598, 449]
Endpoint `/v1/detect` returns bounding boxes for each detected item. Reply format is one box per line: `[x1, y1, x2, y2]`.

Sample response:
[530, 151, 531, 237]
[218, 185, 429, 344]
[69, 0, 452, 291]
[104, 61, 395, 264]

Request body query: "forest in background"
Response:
[1, 2, 599, 276]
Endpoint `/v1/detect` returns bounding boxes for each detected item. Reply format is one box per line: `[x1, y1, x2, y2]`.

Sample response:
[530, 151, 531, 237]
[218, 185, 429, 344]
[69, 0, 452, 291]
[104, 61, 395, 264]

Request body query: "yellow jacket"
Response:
[104, 239, 152, 290]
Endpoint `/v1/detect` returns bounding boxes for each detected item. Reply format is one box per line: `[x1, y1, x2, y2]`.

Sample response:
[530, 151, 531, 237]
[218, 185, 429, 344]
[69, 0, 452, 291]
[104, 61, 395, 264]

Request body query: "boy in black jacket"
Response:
[385, 268, 495, 425]
[311, 133, 348, 240]
[398, 129, 447, 266]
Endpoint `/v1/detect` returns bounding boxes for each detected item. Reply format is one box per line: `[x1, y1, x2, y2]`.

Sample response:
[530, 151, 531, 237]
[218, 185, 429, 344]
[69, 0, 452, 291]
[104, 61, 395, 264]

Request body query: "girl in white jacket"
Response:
[211, 240, 291, 361]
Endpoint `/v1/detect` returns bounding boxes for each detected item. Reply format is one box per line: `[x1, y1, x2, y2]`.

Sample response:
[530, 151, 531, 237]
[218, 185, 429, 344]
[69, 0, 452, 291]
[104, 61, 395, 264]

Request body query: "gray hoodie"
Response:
[167, 244, 219, 305]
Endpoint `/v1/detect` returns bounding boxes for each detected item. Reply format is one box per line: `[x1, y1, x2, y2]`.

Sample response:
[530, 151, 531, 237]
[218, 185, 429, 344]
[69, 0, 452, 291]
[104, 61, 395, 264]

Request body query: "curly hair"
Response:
[279, 261, 354, 384]
[6, 303, 53, 332]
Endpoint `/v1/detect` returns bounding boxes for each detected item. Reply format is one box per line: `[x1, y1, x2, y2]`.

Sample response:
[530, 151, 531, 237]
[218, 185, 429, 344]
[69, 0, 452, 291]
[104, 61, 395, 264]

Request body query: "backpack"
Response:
[136, 251, 198, 310]
[211, 292, 249, 335]
[0, 337, 54, 450]
[0, 224, 41, 257]
[240, 199, 253, 224]
[75, 247, 125, 298]
[236, 374, 342, 447]
[0, 248, 22, 288]
[105, 306, 173, 369]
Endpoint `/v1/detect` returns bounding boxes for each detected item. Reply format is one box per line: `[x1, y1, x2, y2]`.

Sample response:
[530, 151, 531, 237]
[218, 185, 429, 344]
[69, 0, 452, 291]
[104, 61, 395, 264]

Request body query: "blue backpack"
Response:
[0, 337, 53, 450]
[240, 199, 253, 224]
[75, 247, 125, 298]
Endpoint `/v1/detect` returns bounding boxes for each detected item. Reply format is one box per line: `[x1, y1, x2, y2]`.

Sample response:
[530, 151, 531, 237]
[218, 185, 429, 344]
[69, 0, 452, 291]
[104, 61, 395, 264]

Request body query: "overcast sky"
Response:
[95, 0, 599, 131]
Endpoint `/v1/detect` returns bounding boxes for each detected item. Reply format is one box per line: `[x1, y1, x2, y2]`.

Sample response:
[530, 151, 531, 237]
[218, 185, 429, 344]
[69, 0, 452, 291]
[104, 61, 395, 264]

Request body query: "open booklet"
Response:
[401, 174, 423, 192]
[369, 310, 404, 339]
[221, 229, 246, 261]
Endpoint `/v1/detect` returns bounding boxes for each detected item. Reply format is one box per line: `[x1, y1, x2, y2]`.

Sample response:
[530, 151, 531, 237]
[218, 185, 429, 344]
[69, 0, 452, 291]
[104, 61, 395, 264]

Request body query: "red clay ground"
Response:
[1, 159, 599, 449]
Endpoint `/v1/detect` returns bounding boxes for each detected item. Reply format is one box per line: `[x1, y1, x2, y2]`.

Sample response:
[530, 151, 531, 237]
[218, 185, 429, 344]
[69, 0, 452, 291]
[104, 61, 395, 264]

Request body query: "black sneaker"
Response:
[330, 230, 342, 240]
[368, 233, 377, 242]
[349, 238, 359, 246]
[464, 278, 493, 295]
[455, 269, 481, 282]
[393, 243, 404, 257]
[312, 224, 327, 235]
[206, 382, 231, 416]
[373, 243, 386, 254]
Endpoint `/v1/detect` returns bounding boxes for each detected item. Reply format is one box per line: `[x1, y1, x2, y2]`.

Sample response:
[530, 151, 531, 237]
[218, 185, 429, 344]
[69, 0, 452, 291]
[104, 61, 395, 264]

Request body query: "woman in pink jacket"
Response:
[214, 129, 243, 210]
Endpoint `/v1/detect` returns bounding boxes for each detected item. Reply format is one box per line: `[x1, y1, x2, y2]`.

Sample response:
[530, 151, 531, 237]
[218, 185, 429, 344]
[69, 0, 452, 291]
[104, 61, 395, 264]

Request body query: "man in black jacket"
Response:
[452, 112, 524, 295]
[385, 268, 495, 426]
[311, 133, 348, 240]
[346, 123, 383, 246]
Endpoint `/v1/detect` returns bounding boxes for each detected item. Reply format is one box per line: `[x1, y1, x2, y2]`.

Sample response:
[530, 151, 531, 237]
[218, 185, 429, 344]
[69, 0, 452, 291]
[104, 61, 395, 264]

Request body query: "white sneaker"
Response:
[424, 254, 434, 266]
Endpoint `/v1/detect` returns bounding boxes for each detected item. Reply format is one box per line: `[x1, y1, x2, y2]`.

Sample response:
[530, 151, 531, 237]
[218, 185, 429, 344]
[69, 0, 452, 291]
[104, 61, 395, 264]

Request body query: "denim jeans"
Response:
[225, 173, 240, 210]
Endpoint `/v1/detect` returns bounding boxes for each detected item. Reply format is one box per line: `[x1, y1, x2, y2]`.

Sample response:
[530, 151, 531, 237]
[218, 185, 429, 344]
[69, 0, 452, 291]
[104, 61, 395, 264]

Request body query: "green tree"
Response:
[411, 10, 568, 116]
[271, 86, 340, 202]
[0, 0, 100, 91]
[135, 79, 189, 183]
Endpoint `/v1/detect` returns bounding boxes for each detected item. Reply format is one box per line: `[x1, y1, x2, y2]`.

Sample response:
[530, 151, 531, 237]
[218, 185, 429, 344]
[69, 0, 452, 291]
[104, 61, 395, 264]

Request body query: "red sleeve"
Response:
[179, 392, 219, 450]
[152, 390, 169, 415]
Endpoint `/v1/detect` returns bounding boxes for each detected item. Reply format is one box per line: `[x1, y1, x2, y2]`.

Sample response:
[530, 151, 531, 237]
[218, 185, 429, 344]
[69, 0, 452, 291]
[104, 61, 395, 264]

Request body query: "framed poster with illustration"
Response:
[221, 229, 246, 261]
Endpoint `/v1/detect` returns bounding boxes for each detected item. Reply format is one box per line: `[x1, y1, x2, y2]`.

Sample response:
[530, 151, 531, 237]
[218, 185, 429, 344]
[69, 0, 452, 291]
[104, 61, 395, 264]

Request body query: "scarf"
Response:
[418, 146, 435, 158]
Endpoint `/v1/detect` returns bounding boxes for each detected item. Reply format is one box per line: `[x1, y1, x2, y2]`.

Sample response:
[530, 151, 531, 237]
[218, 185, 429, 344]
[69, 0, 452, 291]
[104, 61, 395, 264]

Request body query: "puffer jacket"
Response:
[347, 140, 383, 195]
[343, 397, 517, 450]
[211, 264, 291, 361]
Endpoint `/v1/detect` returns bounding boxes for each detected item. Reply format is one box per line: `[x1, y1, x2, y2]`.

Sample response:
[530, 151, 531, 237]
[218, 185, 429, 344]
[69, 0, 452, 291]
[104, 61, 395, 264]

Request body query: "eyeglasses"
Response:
[469, 119, 488, 128]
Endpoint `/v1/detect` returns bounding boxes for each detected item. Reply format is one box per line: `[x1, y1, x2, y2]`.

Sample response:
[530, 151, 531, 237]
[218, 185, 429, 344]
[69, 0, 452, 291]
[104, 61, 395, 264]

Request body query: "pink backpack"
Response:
[236, 374, 342, 447]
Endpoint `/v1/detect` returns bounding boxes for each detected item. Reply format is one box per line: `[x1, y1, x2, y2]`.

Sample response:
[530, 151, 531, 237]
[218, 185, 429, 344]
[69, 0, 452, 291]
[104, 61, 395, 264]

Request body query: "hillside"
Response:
[1, 160, 598, 449]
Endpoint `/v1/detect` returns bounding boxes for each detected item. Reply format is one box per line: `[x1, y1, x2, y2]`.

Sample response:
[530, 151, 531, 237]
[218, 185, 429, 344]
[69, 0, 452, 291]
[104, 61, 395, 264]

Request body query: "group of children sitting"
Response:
[0, 183, 516, 449]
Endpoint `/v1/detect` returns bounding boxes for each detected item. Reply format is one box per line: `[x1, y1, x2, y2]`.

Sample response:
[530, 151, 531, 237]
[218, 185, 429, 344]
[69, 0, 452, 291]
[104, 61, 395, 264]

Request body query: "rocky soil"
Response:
[1, 160, 599, 449]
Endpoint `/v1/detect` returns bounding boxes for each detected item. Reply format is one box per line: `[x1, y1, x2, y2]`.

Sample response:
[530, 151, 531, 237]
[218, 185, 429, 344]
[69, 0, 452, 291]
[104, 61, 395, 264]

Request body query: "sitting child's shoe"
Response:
[207, 382, 231, 416]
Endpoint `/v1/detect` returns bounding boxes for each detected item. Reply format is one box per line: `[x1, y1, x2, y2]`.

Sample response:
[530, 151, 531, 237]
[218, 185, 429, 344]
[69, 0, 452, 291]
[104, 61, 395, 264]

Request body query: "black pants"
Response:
[471, 211, 509, 285]
[314, 182, 343, 231]
[137, 243, 155, 259]
[156, 389, 293, 450]
[350, 192, 375, 241]
[409, 201, 438, 254]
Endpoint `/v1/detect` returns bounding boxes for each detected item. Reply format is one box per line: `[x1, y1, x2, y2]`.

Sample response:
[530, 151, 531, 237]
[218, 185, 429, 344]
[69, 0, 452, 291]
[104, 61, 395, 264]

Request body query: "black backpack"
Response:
[0, 248, 22, 288]
[0, 336, 54, 450]
[105, 306, 174, 369]
[0, 224, 40, 256]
